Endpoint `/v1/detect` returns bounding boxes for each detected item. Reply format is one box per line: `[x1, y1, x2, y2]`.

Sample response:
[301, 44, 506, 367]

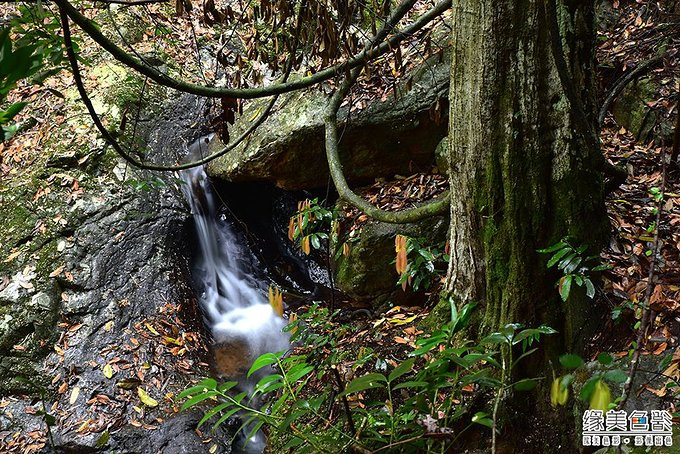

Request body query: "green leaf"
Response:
[287, 364, 314, 383]
[513, 378, 538, 391]
[339, 373, 387, 397]
[0, 102, 26, 123]
[472, 411, 493, 428]
[177, 378, 217, 399]
[592, 264, 612, 272]
[596, 353, 613, 366]
[547, 248, 570, 268]
[512, 348, 538, 368]
[282, 437, 305, 450]
[564, 257, 583, 274]
[198, 402, 232, 428]
[392, 380, 428, 391]
[537, 242, 567, 253]
[212, 407, 241, 431]
[585, 279, 596, 298]
[480, 332, 508, 345]
[559, 353, 584, 369]
[247, 352, 280, 378]
[180, 391, 218, 411]
[579, 375, 600, 401]
[558, 253, 578, 270]
[388, 358, 415, 382]
[95, 430, 110, 448]
[559, 275, 573, 302]
[218, 381, 238, 393]
[603, 369, 628, 384]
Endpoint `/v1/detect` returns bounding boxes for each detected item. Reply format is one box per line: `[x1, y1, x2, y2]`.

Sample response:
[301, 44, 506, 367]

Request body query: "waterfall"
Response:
[181, 138, 290, 381]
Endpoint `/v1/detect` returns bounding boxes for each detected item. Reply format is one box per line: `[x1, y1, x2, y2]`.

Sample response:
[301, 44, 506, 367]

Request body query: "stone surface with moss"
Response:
[332, 201, 448, 306]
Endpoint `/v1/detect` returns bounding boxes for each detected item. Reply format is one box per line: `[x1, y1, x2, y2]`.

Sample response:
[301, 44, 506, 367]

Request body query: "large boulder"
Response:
[206, 54, 450, 190]
[332, 202, 448, 306]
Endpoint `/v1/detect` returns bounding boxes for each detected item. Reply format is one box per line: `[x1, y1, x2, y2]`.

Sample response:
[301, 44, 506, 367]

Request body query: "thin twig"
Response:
[330, 365, 356, 436]
[56, 0, 451, 99]
[617, 142, 668, 411]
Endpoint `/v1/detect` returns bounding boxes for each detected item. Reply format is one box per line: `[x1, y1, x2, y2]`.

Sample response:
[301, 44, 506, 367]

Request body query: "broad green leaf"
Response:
[559, 275, 573, 302]
[247, 352, 279, 378]
[579, 375, 600, 401]
[585, 279, 595, 298]
[596, 353, 613, 366]
[178, 380, 216, 400]
[180, 390, 217, 411]
[198, 402, 232, 428]
[472, 411, 493, 428]
[564, 257, 583, 274]
[388, 358, 415, 382]
[512, 348, 538, 367]
[480, 332, 508, 345]
[392, 380, 428, 391]
[95, 431, 110, 448]
[339, 373, 387, 397]
[513, 378, 538, 391]
[547, 248, 570, 268]
[282, 437, 305, 450]
[218, 381, 238, 393]
[537, 242, 567, 253]
[558, 253, 578, 270]
[212, 407, 241, 431]
[559, 353, 584, 369]
[288, 364, 314, 383]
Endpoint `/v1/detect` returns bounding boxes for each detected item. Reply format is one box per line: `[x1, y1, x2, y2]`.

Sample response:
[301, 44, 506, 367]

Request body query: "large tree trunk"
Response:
[445, 0, 607, 348]
[443, 0, 608, 447]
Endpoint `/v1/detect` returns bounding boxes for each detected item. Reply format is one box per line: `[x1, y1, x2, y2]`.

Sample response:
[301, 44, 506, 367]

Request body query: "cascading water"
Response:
[180, 137, 290, 451]
[181, 160, 290, 374]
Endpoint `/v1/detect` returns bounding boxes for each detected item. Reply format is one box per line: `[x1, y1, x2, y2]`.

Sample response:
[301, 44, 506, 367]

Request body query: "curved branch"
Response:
[598, 55, 664, 128]
[60, 6, 279, 171]
[323, 70, 449, 224]
[55, 0, 451, 99]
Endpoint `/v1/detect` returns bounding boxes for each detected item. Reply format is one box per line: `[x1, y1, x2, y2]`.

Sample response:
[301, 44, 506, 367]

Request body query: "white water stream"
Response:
[181, 139, 289, 377]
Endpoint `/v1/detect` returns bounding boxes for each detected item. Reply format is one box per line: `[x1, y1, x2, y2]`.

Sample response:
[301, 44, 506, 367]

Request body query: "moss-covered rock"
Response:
[206, 53, 450, 190]
[612, 77, 675, 144]
[332, 205, 448, 305]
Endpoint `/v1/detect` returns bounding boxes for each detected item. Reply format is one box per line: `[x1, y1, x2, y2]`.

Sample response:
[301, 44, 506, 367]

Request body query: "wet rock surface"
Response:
[0, 95, 232, 453]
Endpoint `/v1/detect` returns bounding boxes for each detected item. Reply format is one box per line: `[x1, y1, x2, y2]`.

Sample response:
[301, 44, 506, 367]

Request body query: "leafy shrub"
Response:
[179, 301, 556, 453]
[538, 238, 610, 301]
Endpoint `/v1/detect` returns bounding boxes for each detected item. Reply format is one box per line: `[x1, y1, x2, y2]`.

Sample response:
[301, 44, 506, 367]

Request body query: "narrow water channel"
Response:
[181, 138, 291, 452]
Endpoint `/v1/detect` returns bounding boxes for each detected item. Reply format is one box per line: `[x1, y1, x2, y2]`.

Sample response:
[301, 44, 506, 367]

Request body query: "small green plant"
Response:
[2, 4, 70, 140]
[395, 235, 449, 292]
[288, 198, 334, 255]
[550, 352, 628, 412]
[538, 237, 610, 302]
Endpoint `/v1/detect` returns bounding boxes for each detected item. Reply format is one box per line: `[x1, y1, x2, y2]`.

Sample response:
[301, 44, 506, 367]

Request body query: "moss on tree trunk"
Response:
[441, 0, 608, 448]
